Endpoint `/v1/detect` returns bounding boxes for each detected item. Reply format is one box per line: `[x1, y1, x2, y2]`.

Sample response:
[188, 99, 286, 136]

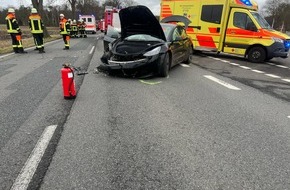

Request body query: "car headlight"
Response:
[144, 46, 161, 57]
[272, 37, 283, 43]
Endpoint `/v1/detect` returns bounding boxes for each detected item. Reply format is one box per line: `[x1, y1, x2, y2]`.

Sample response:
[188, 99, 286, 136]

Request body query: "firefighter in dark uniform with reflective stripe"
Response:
[71, 19, 78, 38]
[59, 13, 71, 50]
[5, 8, 27, 53]
[28, 8, 45, 53]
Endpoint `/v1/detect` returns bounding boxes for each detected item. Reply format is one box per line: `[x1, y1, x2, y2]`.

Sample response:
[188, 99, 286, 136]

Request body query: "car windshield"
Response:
[251, 12, 272, 29]
[124, 34, 162, 42]
[161, 24, 173, 41]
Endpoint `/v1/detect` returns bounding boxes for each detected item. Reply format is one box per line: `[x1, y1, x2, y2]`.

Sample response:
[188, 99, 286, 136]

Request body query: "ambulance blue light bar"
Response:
[238, 0, 253, 6]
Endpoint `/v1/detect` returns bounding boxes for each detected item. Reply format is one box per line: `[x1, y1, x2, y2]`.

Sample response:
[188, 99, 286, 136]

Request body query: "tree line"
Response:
[0, 0, 137, 27]
[1, 0, 289, 33]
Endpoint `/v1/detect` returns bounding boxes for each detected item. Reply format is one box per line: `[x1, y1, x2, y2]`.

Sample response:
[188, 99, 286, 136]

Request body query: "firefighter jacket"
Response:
[71, 23, 78, 32]
[6, 13, 21, 34]
[59, 18, 70, 35]
[28, 14, 44, 34]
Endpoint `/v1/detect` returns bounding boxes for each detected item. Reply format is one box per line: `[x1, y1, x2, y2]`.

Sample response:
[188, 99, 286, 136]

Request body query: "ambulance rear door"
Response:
[195, 2, 225, 51]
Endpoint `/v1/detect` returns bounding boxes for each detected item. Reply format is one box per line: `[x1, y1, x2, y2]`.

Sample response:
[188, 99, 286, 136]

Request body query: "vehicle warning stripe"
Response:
[196, 36, 216, 48]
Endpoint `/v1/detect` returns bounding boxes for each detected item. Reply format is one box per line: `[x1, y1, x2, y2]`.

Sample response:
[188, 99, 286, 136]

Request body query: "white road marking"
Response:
[251, 69, 265, 74]
[221, 60, 230, 63]
[288, 116, 290, 119]
[89, 46, 95, 54]
[180, 64, 190, 67]
[213, 58, 221, 61]
[265, 74, 281, 79]
[204, 75, 241, 90]
[228, 62, 239, 66]
[239, 65, 251, 70]
[276, 65, 289, 69]
[282, 79, 290, 83]
[11, 125, 57, 190]
[266, 62, 276, 66]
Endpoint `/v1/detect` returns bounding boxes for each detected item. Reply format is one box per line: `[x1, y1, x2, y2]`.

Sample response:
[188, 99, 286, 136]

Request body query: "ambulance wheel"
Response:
[158, 53, 170, 77]
[248, 46, 266, 63]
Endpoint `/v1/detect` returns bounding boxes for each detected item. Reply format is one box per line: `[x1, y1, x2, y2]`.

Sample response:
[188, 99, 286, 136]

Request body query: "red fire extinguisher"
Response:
[61, 64, 76, 99]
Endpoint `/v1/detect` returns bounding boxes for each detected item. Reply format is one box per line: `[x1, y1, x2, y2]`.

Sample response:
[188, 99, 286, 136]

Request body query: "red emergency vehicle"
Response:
[104, 6, 120, 33]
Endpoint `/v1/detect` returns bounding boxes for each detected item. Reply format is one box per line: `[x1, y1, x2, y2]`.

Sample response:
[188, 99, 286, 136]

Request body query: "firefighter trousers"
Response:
[33, 33, 44, 50]
[62, 34, 70, 49]
[10, 33, 25, 53]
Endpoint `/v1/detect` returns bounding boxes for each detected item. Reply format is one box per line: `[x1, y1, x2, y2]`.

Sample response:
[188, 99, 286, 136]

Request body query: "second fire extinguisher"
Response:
[61, 64, 76, 99]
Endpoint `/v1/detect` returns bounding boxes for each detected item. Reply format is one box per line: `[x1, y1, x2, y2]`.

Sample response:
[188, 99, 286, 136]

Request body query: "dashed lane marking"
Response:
[251, 69, 265, 74]
[288, 116, 290, 119]
[266, 62, 276, 66]
[206, 56, 290, 84]
[239, 65, 251, 70]
[265, 74, 281, 79]
[282, 79, 290, 83]
[229, 62, 240, 66]
[276, 65, 289, 69]
[140, 80, 162, 85]
[89, 46, 95, 54]
[180, 64, 191, 67]
[204, 75, 241, 90]
[11, 125, 57, 190]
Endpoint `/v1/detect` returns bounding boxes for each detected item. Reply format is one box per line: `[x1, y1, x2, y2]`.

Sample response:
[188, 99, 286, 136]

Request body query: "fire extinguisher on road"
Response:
[61, 63, 76, 99]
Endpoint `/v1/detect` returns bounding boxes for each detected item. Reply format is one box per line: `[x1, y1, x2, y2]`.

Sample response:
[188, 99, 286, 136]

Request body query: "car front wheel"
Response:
[158, 53, 170, 77]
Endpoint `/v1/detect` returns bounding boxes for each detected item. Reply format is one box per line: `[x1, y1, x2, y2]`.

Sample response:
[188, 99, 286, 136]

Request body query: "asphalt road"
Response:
[0, 35, 99, 190]
[1, 35, 290, 189]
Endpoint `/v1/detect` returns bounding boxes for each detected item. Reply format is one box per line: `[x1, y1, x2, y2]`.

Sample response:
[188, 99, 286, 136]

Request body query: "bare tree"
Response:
[122, 0, 138, 7]
[67, 0, 78, 19]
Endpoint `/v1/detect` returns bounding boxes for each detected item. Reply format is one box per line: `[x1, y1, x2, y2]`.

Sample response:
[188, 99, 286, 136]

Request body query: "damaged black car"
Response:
[98, 5, 193, 77]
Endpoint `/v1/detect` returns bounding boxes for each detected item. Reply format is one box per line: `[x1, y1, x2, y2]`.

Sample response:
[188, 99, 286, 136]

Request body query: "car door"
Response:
[177, 26, 192, 62]
[170, 27, 184, 66]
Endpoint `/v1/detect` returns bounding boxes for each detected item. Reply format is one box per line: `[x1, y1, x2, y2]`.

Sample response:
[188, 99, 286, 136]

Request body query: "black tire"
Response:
[248, 46, 266, 63]
[184, 46, 193, 64]
[158, 53, 170, 77]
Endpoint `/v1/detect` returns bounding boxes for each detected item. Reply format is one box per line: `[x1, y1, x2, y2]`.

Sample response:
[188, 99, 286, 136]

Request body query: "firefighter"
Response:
[5, 8, 27, 53]
[28, 8, 45, 53]
[79, 19, 87, 38]
[71, 19, 78, 38]
[59, 13, 71, 50]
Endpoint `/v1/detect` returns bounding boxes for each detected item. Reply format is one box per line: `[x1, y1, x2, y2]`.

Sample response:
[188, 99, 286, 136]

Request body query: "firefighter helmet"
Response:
[8, 8, 15, 13]
[60, 13, 64, 17]
[31, 8, 37, 14]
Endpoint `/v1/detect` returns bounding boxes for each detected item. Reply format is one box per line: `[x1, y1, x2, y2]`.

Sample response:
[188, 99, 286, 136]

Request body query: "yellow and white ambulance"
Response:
[160, 0, 290, 62]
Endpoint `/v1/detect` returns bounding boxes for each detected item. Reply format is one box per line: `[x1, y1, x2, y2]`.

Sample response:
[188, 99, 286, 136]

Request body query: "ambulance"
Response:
[160, 0, 290, 62]
[79, 15, 97, 34]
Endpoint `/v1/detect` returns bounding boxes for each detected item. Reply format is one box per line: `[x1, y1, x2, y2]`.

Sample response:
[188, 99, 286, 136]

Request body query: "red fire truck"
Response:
[104, 6, 120, 33]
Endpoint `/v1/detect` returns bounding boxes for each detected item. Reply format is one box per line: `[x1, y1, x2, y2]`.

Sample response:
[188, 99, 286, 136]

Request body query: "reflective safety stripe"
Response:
[29, 15, 43, 34]
[6, 17, 18, 33]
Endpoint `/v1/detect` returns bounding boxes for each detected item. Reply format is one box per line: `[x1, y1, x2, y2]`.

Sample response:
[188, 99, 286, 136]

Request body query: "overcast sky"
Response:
[1, 0, 265, 15]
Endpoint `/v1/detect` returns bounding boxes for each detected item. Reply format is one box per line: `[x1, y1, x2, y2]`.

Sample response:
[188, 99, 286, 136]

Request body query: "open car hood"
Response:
[119, 5, 166, 41]
[160, 15, 192, 29]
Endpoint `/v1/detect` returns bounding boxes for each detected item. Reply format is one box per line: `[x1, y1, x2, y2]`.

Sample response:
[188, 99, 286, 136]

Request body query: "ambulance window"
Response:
[234, 12, 256, 31]
[88, 18, 92, 22]
[201, 5, 223, 24]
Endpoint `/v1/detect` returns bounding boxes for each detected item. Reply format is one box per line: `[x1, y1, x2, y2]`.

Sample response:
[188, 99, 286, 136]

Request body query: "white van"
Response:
[79, 15, 97, 34]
